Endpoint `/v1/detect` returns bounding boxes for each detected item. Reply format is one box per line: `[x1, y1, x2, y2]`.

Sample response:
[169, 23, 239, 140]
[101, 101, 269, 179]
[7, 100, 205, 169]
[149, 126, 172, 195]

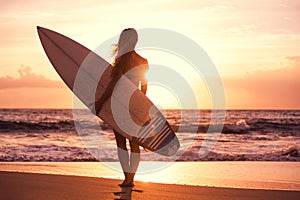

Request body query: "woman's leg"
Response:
[114, 130, 130, 181]
[128, 141, 140, 183]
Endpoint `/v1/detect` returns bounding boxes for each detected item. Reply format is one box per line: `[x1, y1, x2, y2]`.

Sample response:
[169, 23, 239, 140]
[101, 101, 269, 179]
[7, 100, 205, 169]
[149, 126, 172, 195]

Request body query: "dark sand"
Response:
[0, 171, 299, 200]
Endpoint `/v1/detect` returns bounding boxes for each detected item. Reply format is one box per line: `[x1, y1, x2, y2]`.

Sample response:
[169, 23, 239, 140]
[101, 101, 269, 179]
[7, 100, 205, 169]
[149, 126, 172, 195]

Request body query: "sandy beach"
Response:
[1, 162, 300, 199]
[1, 162, 299, 190]
[0, 171, 299, 200]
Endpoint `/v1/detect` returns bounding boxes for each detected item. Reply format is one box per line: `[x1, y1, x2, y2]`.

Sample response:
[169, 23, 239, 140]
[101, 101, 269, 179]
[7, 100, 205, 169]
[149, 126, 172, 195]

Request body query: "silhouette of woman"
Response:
[94, 28, 148, 187]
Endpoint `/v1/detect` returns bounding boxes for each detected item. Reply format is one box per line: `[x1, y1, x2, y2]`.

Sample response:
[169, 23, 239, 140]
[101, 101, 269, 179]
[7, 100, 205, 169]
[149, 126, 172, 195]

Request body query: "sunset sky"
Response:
[0, 0, 299, 109]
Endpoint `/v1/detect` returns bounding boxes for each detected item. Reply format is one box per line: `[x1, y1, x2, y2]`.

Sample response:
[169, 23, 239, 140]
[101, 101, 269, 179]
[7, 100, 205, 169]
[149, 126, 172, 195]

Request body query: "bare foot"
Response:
[119, 180, 134, 187]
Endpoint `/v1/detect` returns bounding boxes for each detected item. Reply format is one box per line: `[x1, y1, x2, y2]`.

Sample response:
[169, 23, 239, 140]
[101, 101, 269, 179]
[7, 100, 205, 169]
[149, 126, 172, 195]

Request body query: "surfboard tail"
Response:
[156, 136, 180, 156]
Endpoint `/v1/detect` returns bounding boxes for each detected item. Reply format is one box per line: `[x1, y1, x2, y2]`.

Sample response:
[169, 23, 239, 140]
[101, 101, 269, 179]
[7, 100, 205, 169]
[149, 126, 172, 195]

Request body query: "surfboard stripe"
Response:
[141, 120, 165, 142]
[149, 127, 170, 149]
[146, 126, 166, 147]
[152, 130, 173, 149]
[138, 116, 163, 139]
[148, 126, 169, 148]
[138, 116, 161, 137]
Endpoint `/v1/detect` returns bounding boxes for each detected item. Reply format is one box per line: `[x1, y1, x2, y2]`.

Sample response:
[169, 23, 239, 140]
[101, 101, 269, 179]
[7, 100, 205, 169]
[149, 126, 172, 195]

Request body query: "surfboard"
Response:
[37, 26, 179, 156]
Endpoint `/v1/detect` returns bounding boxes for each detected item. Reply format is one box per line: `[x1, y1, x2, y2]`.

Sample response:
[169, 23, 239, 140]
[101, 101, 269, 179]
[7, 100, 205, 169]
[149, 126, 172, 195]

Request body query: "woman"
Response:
[94, 28, 148, 187]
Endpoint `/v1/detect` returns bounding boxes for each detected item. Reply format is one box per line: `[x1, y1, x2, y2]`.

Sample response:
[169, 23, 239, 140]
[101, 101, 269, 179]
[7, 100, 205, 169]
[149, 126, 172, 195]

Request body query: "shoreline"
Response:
[0, 171, 299, 200]
[1, 161, 299, 191]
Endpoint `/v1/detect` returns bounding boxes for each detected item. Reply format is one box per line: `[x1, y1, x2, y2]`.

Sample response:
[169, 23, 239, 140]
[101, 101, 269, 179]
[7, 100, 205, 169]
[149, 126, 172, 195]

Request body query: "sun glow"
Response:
[0, 0, 299, 109]
[141, 49, 213, 109]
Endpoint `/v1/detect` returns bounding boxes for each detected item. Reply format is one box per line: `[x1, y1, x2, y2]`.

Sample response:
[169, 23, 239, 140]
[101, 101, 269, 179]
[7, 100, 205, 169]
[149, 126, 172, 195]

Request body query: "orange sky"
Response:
[0, 0, 299, 109]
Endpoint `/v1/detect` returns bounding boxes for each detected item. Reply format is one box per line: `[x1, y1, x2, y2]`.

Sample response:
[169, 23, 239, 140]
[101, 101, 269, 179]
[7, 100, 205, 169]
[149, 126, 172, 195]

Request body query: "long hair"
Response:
[93, 28, 139, 114]
[111, 28, 138, 79]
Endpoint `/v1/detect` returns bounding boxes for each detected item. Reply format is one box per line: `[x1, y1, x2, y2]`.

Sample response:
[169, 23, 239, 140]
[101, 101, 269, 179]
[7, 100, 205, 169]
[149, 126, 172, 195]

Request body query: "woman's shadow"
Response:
[113, 186, 143, 200]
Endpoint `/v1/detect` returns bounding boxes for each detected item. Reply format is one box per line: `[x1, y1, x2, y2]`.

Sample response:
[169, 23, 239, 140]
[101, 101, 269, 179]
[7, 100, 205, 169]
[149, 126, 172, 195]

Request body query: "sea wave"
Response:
[176, 145, 300, 161]
[0, 120, 75, 133]
[1, 117, 299, 136]
[0, 144, 97, 162]
[178, 118, 299, 135]
[1, 144, 299, 162]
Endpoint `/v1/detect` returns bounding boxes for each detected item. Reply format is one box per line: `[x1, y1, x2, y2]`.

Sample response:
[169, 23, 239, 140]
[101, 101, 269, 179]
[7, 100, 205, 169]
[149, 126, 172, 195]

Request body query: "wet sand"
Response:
[0, 171, 299, 200]
[0, 162, 299, 191]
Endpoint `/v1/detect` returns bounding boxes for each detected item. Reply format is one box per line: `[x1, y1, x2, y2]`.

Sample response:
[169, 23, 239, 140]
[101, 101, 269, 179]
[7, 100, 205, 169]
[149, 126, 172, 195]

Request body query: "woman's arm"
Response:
[140, 63, 148, 95]
[141, 81, 147, 95]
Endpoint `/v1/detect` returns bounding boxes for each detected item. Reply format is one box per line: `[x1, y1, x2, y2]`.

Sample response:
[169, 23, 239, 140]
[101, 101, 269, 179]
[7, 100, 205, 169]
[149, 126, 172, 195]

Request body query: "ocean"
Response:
[0, 109, 299, 162]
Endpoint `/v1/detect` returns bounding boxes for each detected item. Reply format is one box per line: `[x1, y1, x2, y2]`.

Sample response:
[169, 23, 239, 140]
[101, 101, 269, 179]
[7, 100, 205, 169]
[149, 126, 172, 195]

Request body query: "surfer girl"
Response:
[94, 28, 148, 187]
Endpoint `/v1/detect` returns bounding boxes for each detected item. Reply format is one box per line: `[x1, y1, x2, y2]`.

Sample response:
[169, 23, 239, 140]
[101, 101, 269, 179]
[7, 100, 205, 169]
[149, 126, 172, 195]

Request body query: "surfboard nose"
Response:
[37, 26, 51, 35]
[37, 26, 43, 31]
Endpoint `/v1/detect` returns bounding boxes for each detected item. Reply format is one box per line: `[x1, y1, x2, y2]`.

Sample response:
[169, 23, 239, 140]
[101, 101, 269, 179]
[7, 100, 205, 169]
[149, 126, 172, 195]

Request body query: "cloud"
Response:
[223, 56, 300, 108]
[0, 66, 64, 89]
